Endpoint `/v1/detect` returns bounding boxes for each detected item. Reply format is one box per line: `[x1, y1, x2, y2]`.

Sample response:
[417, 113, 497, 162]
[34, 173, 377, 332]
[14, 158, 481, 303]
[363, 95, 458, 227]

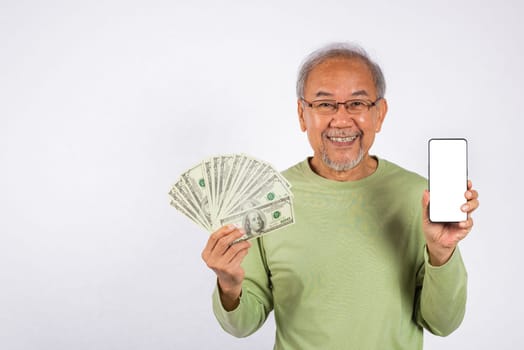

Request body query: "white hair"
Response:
[296, 42, 386, 99]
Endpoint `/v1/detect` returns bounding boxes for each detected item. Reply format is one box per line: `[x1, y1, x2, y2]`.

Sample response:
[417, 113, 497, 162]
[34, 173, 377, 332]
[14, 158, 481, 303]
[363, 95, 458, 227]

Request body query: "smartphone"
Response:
[428, 138, 468, 222]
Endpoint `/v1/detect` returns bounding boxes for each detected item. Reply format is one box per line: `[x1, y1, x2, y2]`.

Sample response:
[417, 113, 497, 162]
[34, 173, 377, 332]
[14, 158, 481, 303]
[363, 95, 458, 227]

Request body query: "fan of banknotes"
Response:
[169, 154, 295, 241]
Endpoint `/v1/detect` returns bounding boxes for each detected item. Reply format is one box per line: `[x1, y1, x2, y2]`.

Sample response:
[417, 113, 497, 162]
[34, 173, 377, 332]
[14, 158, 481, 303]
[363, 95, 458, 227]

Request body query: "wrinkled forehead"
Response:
[304, 57, 376, 97]
[307, 57, 374, 82]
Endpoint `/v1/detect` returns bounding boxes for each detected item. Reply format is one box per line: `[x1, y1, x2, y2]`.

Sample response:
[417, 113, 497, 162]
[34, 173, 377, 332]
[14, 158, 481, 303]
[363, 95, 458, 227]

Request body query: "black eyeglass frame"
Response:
[300, 96, 383, 114]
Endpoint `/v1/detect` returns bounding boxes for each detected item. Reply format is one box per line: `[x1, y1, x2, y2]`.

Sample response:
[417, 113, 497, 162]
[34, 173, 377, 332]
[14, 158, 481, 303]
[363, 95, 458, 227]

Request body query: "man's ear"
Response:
[374, 98, 388, 133]
[297, 99, 307, 132]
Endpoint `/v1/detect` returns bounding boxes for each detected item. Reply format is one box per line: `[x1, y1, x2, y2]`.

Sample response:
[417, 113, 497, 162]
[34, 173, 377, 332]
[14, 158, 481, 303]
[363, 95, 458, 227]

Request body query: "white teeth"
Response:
[329, 135, 357, 142]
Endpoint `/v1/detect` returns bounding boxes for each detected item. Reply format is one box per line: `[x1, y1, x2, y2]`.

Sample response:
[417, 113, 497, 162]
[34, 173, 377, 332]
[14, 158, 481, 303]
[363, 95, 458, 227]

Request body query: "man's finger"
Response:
[214, 229, 247, 255]
[421, 190, 430, 224]
[228, 245, 251, 266]
[202, 224, 237, 259]
[223, 239, 252, 263]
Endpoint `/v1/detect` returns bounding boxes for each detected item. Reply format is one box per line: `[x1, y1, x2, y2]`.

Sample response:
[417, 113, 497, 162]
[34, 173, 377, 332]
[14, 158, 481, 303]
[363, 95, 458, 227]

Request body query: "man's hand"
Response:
[422, 180, 479, 266]
[201, 224, 252, 311]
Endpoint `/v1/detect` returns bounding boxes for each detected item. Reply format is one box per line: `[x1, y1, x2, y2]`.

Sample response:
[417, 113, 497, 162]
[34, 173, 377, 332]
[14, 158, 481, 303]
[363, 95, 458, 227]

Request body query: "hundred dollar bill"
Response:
[227, 162, 272, 209]
[201, 157, 219, 227]
[212, 156, 221, 214]
[225, 173, 293, 216]
[219, 196, 295, 241]
[169, 153, 294, 237]
[180, 163, 212, 228]
[216, 154, 237, 218]
[225, 156, 269, 210]
[170, 179, 210, 226]
[220, 155, 251, 213]
[169, 184, 210, 231]
[249, 155, 292, 189]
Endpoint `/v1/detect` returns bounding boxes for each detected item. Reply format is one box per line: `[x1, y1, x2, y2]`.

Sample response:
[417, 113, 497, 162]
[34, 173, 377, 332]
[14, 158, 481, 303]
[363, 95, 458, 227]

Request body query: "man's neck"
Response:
[309, 155, 378, 182]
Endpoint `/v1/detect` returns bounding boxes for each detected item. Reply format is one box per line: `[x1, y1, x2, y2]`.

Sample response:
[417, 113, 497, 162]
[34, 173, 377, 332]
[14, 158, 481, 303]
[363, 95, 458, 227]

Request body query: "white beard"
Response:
[321, 146, 365, 172]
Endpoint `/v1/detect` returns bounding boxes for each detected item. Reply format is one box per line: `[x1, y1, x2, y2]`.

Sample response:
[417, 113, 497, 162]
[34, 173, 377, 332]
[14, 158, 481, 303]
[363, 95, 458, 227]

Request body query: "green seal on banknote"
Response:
[267, 192, 275, 201]
[273, 211, 281, 219]
[199, 179, 205, 187]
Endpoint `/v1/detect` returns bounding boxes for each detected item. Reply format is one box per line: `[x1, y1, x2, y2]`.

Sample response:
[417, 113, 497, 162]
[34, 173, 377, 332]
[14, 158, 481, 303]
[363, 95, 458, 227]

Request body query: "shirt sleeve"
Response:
[212, 237, 274, 337]
[414, 246, 468, 336]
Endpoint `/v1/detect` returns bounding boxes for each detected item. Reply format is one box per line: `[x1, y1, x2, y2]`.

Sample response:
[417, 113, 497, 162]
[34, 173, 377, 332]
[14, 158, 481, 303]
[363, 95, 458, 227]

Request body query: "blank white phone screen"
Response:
[428, 138, 468, 222]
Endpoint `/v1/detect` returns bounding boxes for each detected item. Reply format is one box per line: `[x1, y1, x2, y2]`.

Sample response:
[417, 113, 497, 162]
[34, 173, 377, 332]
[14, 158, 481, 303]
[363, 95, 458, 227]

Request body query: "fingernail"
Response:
[461, 204, 469, 211]
[239, 228, 246, 235]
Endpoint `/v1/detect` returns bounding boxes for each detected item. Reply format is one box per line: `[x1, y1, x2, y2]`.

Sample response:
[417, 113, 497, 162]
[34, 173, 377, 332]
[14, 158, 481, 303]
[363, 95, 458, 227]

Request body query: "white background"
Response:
[2, 0, 523, 349]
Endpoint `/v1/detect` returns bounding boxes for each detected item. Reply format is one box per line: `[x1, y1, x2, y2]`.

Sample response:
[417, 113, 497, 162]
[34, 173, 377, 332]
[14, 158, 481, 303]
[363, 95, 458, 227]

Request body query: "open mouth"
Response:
[328, 135, 358, 142]
[326, 134, 360, 145]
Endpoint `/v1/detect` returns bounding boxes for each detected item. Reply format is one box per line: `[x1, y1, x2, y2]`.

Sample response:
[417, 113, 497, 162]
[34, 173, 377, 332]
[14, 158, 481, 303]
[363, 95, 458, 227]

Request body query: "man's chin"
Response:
[322, 152, 364, 172]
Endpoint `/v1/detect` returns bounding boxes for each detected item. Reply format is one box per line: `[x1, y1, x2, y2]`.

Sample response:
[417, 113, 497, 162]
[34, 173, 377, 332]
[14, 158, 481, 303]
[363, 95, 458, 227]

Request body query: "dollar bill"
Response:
[219, 196, 295, 241]
[201, 158, 218, 227]
[169, 154, 295, 239]
[175, 179, 211, 224]
[249, 155, 292, 189]
[180, 163, 212, 228]
[216, 154, 237, 218]
[219, 155, 250, 214]
[225, 173, 293, 216]
[169, 183, 210, 231]
[227, 162, 272, 207]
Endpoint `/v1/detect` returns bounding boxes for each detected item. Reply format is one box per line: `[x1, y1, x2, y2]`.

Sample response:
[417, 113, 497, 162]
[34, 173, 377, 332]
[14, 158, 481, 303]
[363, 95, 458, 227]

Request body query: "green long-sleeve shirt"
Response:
[213, 158, 467, 349]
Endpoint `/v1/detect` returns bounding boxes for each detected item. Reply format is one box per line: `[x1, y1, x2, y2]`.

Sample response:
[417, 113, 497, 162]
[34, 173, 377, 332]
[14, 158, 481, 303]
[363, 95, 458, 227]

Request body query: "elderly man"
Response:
[201, 43, 479, 349]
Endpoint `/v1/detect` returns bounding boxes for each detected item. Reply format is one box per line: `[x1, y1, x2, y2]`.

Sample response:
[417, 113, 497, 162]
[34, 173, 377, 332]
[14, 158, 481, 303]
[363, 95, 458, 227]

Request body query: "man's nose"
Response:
[329, 106, 356, 127]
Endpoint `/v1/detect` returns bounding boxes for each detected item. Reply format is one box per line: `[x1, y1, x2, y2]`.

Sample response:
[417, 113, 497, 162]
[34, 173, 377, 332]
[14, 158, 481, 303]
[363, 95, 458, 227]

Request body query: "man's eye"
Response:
[348, 100, 365, 108]
[316, 102, 336, 109]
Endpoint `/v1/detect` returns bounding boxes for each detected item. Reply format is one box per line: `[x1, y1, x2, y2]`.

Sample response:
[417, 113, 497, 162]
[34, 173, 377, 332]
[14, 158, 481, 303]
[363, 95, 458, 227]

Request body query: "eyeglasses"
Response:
[301, 97, 382, 115]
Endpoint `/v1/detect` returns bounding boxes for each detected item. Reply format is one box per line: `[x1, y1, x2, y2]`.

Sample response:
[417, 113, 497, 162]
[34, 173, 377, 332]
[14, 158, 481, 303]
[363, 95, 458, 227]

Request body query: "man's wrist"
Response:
[217, 281, 242, 311]
[426, 245, 455, 267]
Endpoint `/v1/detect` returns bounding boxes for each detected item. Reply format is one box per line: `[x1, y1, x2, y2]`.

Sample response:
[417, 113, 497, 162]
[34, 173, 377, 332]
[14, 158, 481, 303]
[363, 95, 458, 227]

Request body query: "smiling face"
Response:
[298, 57, 388, 181]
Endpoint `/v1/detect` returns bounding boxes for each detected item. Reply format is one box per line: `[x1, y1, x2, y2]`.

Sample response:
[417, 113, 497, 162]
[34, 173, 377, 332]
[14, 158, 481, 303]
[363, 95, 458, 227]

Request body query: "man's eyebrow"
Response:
[314, 91, 334, 98]
[351, 90, 370, 97]
[314, 90, 371, 98]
